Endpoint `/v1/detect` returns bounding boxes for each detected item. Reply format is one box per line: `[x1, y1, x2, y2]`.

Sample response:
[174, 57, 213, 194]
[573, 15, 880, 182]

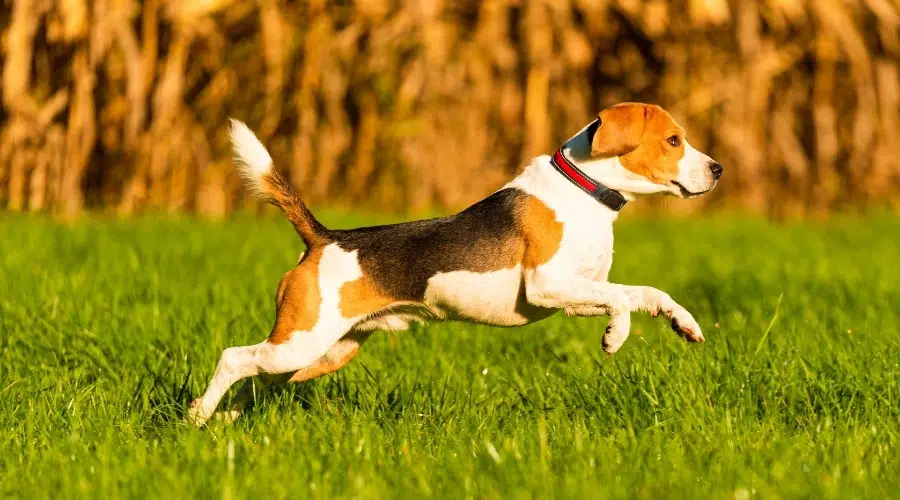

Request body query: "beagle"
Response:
[188, 102, 723, 427]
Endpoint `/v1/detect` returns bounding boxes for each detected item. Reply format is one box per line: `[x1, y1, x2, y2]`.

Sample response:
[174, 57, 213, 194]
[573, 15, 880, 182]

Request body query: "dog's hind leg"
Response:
[189, 243, 380, 427]
[213, 331, 371, 424]
[211, 374, 289, 425]
[286, 331, 371, 383]
[187, 322, 356, 427]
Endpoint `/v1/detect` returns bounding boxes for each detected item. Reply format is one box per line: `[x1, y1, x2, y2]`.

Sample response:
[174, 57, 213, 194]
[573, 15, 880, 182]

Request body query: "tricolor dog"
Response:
[188, 102, 723, 426]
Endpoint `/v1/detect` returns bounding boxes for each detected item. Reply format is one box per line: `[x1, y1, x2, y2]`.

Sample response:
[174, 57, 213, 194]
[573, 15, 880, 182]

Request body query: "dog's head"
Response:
[568, 102, 722, 198]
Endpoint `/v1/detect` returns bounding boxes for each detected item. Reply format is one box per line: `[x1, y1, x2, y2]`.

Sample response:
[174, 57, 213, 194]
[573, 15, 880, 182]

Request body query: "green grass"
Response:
[2, 211, 899, 499]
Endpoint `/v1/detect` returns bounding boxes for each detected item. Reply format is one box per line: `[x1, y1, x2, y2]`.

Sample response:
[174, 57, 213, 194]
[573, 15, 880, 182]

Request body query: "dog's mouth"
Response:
[671, 180, 713, 199]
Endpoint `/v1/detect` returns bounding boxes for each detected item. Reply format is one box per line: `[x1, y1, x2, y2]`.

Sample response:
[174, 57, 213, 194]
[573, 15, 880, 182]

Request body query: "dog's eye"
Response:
[667, 135, 681, 147]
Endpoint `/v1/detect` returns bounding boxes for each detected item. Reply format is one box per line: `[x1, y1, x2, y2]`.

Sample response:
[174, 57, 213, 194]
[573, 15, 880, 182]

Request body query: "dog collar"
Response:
[549, 149, 627, 211]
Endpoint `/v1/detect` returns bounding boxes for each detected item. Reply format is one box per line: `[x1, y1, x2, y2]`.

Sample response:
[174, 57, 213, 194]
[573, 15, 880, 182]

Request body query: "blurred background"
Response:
[1, 0, 898, 218]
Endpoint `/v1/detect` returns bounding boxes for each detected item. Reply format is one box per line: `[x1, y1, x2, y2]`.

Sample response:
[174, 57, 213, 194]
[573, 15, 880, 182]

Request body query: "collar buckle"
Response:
[594, 188, 627, 211]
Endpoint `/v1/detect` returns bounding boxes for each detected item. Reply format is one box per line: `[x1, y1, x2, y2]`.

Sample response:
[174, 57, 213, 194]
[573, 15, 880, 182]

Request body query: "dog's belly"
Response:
[422, 266, 555, 327]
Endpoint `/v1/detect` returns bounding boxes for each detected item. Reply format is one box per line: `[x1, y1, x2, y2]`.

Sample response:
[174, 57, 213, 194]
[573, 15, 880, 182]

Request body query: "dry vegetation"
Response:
[1, 0, 898, 217]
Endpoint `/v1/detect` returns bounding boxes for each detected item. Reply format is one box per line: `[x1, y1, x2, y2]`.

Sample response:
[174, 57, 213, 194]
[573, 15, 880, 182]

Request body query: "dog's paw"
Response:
[670, 308, 704, 343]
[602, 316, 631, 355]
[186, 398, 209, 428]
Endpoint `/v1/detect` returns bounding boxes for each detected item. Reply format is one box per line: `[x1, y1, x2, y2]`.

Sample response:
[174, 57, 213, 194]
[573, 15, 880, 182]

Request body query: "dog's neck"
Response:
[557, 122, 656, 201]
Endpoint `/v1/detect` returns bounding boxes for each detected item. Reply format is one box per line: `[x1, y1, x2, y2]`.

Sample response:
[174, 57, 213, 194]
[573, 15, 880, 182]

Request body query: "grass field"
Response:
[1, 211, 899, 498]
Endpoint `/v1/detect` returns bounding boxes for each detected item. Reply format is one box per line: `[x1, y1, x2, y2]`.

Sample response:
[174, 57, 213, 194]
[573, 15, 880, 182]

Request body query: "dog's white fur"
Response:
[229, 118, 274, 197]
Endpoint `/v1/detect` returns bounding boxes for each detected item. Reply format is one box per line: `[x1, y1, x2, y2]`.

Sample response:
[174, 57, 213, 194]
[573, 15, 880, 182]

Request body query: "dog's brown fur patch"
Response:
[592, 103, 686, 184]
[268, 250, 322, 344]
[339, 276, 398, 319]
[519, 196, 563, 269]
[592, 103, 649, 158]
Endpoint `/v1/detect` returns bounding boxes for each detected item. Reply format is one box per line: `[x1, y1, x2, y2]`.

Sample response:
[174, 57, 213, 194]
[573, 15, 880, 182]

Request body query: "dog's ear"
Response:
[591, 103, 648, 158]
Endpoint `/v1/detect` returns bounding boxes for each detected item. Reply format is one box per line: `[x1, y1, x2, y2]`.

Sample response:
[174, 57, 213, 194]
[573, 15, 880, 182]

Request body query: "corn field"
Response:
[1, 0, 898, 217]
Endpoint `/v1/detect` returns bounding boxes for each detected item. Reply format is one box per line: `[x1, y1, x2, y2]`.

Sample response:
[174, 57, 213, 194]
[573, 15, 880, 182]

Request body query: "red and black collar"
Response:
[550, 149, 627, 211]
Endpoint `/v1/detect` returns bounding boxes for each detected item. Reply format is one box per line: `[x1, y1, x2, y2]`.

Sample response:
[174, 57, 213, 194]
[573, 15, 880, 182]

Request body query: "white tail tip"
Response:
[229, 118, 273, 195]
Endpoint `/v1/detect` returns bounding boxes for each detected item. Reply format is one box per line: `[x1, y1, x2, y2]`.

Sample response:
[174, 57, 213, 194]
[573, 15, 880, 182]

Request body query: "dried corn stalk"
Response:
[0, 0, 897, 217]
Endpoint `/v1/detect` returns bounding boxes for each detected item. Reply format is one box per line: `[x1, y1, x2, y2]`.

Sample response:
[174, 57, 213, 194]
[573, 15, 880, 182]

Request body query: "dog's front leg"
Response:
[526, 271, 632, 353]
[618, 285, 705, 343]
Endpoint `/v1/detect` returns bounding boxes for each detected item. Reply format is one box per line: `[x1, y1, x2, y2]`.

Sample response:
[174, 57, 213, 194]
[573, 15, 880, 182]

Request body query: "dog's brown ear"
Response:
[591, 103, 648, 157]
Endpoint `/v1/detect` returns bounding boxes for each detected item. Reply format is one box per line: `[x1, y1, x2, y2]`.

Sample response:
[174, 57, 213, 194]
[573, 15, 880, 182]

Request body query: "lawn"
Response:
[1, 210, 898, 498]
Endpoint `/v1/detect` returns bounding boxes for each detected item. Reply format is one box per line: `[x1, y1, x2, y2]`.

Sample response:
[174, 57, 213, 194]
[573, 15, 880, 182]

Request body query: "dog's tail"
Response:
[229, 119, 330, 247]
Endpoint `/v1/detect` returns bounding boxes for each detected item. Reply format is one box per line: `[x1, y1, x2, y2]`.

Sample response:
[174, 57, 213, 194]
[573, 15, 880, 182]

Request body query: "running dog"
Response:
[188, 102, 723, 426]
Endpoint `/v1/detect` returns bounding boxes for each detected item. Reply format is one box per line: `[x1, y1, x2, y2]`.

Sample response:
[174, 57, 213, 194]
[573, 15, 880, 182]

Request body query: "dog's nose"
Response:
[709, 162, 723, 180]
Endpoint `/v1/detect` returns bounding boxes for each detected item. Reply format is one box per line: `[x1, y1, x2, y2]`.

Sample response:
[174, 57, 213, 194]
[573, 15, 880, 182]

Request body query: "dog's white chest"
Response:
[559, 219, 615, 281]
